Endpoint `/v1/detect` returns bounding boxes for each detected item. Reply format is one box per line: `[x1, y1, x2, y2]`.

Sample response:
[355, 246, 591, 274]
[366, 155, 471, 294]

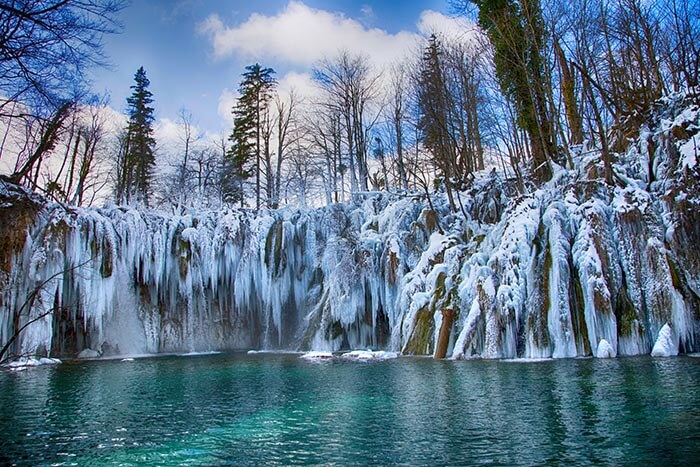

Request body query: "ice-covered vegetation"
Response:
[1, 91, 698, 360]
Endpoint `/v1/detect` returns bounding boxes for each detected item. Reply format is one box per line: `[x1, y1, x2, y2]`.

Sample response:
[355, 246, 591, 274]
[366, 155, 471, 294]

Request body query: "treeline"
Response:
[1, 0, 698, 211]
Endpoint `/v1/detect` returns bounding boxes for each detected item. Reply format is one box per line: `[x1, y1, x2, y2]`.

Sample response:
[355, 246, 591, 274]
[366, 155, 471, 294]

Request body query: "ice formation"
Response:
[1, 92, 699, 361]
[651, 324, 678, 357]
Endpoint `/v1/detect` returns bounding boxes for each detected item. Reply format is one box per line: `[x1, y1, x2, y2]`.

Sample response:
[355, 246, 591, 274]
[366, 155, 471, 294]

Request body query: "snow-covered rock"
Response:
[2, 356, 61, 370]
[651, 324, 678, 357]
[596, 339, 616, 359]
[340, 350, 399, 361]
[77, 348, 100, 359]
[300, 351, 334, 362]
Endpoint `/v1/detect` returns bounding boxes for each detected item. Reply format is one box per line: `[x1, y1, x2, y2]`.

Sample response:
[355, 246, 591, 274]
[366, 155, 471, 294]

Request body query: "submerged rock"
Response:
[77, 348, 100, 359]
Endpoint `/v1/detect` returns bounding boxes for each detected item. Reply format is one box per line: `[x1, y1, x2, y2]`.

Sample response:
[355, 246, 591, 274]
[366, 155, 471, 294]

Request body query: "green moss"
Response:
[328, 320, 344, 340]
[666, 255, 683, 290]
[541, 242, 552, 322]
[265, 220, 284, 275]
[100, 237, 113, 278]
[570, 266, 591, 355]
[299, 291, 326, 350]
[386, 251, 400, 285]
[403, 305, 434, 355]
[434, 271, 447, 302]
[615, 286, 640, 338]
[178, 238, 190, 280]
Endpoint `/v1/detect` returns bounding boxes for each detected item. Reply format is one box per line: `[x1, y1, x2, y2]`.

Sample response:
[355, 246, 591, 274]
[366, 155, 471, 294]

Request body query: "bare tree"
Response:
[313, 51, 382, 193]
[0, 0, 125, 115]
[385, 63, 410, 190]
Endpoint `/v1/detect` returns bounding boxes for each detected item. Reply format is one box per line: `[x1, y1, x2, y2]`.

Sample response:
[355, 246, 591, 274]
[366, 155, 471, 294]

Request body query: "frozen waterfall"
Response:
[1, 92, 699, 360]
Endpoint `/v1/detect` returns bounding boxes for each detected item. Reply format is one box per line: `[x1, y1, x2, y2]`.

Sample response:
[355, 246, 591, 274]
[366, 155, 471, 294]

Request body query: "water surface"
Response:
[1, 353, 699, 465]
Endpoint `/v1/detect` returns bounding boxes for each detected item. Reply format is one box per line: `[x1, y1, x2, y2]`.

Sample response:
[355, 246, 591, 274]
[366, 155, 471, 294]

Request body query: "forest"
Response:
[1, 0, 697, 212]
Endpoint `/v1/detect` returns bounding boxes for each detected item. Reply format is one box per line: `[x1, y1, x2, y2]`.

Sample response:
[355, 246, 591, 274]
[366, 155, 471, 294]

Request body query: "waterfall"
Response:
[1, 92, 698, 360]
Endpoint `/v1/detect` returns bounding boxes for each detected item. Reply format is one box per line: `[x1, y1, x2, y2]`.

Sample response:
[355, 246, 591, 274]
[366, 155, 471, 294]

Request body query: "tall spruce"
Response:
[223, 63, 276, 208]
[417, 35, 458, 211]
[117, 66, 156, 205]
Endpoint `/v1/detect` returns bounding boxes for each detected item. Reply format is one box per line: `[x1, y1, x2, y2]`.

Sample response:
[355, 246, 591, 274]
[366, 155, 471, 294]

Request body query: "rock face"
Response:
[1, 93, 699, 360]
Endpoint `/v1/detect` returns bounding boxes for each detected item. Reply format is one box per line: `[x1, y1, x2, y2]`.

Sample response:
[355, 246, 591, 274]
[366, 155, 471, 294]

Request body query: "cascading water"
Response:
[1, 92, 699, 360]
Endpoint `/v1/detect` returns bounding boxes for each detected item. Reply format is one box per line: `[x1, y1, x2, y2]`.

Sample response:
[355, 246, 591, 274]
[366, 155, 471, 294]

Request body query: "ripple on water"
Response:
[1, 354, 699, 465]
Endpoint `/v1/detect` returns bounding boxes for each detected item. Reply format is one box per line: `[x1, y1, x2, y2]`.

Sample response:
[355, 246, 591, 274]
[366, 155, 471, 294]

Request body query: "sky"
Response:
[88, 0, 469, 141]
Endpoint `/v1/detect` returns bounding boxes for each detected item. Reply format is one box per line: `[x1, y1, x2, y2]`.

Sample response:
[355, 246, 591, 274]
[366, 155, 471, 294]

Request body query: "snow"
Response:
[340, 350, 399, 361]
[3, 357, 61, 370]
[596, 339, 616, 359]
[1, 91, 699, 360]
[651, 324, 678, 357]
[679, 135, 699, 170]
[300, 351, 334, 361]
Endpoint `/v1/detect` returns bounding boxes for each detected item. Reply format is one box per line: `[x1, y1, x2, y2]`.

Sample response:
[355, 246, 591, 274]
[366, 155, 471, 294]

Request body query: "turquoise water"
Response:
[1, 353, 699, 465]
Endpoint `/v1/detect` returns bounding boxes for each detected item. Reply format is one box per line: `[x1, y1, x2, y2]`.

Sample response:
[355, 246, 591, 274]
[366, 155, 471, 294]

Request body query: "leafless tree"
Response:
[313, 51, 382, 193]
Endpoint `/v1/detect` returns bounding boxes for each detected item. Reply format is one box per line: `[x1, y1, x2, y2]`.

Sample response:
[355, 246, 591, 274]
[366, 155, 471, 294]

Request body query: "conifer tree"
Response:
[222, 64, 276, 208]
[417, 35, 458, 211]
[116, 66, 156, 205]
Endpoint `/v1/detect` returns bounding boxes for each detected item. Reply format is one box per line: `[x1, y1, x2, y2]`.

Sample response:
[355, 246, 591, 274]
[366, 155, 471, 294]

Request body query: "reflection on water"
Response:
[1, 354, 699, 465]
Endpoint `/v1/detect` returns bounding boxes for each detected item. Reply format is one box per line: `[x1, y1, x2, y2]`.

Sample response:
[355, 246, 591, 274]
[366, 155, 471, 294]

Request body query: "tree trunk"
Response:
[434, 308, 455, 359]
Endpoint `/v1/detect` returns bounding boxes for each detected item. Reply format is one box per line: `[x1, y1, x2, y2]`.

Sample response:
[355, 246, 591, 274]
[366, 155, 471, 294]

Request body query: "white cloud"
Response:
[217, 88, 238, 123]
[198, 1, 417, 68]
[416, 10, 476, 41]
[277, 71, 317, 101]
[201, 3, 479, 127]
[155, 117, 181, 151]
[359, 5, 375, 26]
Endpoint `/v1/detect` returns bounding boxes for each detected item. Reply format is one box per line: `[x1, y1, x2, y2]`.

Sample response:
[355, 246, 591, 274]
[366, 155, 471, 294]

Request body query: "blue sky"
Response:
[89, 0, 460, 137]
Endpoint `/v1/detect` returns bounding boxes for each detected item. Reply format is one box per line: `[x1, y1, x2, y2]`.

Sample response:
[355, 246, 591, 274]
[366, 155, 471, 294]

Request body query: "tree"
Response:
[116, 66, 156, 206]
[313, 51, 381, 193]
[6, 101, 74, 187]
[308, 105, 345, 204]
[271, 90, 302, 208]
[385, 63, 410, 191]
[48, 97, 111, 206]
[472, 0, 556, 183]
[0, 0, 124, 115]
[417, 34, 460, 211]
[223, 63, 276, 208]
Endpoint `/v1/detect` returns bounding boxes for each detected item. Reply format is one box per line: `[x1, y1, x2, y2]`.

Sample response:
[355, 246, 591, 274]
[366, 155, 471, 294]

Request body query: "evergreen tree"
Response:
[222, 94, 255, 206]
[116, 66, 156, 205]
[417, 35, 458, 211]
[222, 63, 276, 208]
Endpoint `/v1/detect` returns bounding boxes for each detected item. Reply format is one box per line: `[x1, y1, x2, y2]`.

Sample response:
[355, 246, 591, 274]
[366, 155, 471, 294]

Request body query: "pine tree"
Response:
[117, 67, 156, 205]
[222, 64, 276, 208]
[222, 94, 255, 205]
[417, 35, 458, 211]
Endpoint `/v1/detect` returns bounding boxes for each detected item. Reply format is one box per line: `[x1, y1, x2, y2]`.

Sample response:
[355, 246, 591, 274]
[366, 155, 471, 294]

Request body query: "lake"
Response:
[1, 353, 699, 465]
